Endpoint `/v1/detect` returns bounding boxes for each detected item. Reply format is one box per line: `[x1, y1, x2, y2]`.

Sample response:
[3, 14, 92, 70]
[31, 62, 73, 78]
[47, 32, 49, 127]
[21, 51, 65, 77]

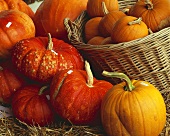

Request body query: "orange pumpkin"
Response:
[87, 0, 119, 18]
[84, 17, 102, 42]
[98, 2, 126, 37]
[101, 71, 166, 136]
[0, 0, 34, 19]
[87, 36, 105, 45]
[111, 16, 149, 43]
[128, 0, 170, 32]
[33, 0, 88, 42]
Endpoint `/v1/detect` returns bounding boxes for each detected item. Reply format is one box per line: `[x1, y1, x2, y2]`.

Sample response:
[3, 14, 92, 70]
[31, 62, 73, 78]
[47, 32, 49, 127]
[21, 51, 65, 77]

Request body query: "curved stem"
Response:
[47, 33, 53, 50]
[85, 61, 93, 87]
[145, 0, 153, 10]
[38, 86, 49, 95]
[102, 71, 135, 91]
[102, 1, 109, 15]
[128, 17, 142, 25]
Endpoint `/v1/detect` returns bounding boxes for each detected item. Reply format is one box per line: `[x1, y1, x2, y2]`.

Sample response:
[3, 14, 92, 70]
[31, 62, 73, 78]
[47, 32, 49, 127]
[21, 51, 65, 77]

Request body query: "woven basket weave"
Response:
[64, 0, 170, 92]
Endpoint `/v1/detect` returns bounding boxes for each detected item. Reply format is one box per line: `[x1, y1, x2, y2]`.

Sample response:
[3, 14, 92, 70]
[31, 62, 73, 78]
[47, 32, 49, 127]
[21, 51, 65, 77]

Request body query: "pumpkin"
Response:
[128, 0, 170, 32]
[12, 85, 54, 126]
[87, 0, 119, 18]
[87, 36, 105, 45]
[98, 2, 126, 37]
[33, 0, 88, 42]
[84, 17, 102, 42]
[0, 0, 34, 19]
[11, 33, 84, 83]
[101, 37, 113, 45]
[50, 61, 113, 125]
[0, 10, 35, 59]
[0, 60, 27, 104]
[111, 16, 149, 43]
[101, 71, 166, 136]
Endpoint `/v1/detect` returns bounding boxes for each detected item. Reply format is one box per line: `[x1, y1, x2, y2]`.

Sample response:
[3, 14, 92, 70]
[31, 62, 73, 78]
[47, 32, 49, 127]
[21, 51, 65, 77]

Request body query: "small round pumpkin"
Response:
[98, 2, 126, 37]
[50, 61, 113, 125]
[101, 71, 166, 136]
[12, 85, 54, 127]
[111, 16, 149, 43]
[84, 17, 102, 42]
[128, 0, 170, 32]
[12, 34, 84, 83]
[87, 0, 119, 18]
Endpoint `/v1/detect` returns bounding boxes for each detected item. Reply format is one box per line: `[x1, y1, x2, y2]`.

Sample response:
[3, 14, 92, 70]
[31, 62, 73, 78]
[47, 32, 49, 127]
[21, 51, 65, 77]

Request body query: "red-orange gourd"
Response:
[111, 16, 148, 43]
[0, 10, 35, 59]
[87, 0, 119, 18]
[128, 0, 170, 32]
[33, 0, 88, 42]
[101, 71, 166, 136]
[0, 0, 34, 19]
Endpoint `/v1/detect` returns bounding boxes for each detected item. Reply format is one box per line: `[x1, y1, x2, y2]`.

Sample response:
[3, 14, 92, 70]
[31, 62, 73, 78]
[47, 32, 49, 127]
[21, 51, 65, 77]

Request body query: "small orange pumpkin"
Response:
[101, 71, 166, 136]
[111, 16, 149, 43]
[128, 0, 170, 32]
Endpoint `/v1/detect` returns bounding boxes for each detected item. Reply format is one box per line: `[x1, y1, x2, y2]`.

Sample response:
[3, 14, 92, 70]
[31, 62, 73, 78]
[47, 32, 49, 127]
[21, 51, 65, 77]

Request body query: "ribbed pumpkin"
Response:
[128, 0, 170, 32]
[84, 17, 102, 42]
[33, 0, 88, 42]
[111, 16, 149, 43]
[98, 2, 126, 37]
[0, 0, 34, 19]
[101, 71, 166, 136]
[87, 0, 119, 18]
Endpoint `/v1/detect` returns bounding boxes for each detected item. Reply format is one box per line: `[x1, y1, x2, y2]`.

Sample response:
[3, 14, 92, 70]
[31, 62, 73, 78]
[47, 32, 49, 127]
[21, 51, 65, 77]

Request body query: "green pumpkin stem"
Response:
[47, 33, 53, 50]
[145, 0, 153, 10]
[85, 61, 93, 87]
[39, 86, 49, 95]
[102, 71, 135, 91]
[128, 17, 142, 25]
[102, 1, 109, 15]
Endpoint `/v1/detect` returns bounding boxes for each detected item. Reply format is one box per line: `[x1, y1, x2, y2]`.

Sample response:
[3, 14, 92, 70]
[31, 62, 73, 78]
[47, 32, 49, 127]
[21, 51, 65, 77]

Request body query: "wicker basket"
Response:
[64, 0, 170, 92]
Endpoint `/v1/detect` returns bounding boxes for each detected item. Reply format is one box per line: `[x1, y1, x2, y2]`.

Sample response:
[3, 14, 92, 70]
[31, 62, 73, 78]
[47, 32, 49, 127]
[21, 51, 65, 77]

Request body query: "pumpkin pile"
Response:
[84, 0, 170, 44]
[0, 0, 168, 135]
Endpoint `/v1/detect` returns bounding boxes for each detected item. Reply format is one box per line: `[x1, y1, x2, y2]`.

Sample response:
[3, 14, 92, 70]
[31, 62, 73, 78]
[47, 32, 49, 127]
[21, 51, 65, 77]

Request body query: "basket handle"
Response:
[64, 11, 90, 46]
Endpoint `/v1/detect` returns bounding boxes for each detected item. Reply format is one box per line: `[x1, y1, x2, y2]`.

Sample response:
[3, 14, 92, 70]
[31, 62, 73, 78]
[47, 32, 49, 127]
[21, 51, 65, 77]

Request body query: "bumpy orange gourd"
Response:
[87, 0, 119, 18]
[111, 16, 148, 43]
[128, 0, 170, 32]
[101, 71, 166, 136]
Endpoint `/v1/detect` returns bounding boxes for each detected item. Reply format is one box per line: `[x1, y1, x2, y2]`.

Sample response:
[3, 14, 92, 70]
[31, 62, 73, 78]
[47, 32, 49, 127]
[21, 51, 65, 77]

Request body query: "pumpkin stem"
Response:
[102, 2, 109, 15]
[47, 33, 53, 50]
[0, 66, 3, 71]
[145, 0, 153, 10]
[128, 17, 142, 25]
[85, 61, 93, 87]
[39, 86, 49, 95]
[102, 71, 135, 91]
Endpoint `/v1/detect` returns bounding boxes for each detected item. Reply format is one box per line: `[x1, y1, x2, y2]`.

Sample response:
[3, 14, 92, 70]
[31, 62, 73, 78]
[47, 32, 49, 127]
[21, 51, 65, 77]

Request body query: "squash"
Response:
[12, 33, 84, 83]
[128, 0, 170, 32]
[111, 16, 149, 43]
[87, 36, 105, 45]
[33, 0, 88, 42]
[98, 2, 126, 37]
[50, 61, 113, 125]
[87, 0, 119, 18]
[101, 71, 166, 136]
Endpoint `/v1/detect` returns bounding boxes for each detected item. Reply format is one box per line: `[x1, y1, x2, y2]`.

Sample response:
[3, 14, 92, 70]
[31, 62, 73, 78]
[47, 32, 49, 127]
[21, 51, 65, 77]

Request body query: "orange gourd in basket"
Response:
[111, 16, 149, 43]
[87, 0, 119, 18]
[128, 0, 170, 32]
[101, 71, 166, 136]
[98, 2, 126, 37]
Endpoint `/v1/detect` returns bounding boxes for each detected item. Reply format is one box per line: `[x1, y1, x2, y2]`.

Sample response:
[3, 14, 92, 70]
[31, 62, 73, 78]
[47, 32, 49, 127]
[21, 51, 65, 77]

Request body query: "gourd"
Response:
[128, 0, 170, 32]
[50, 61, 113, 125]
[111, 16, 149, 43]
[87, 36, 105, 45]
[11, 34, 84, 83]
[101, 71, 166, 136]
